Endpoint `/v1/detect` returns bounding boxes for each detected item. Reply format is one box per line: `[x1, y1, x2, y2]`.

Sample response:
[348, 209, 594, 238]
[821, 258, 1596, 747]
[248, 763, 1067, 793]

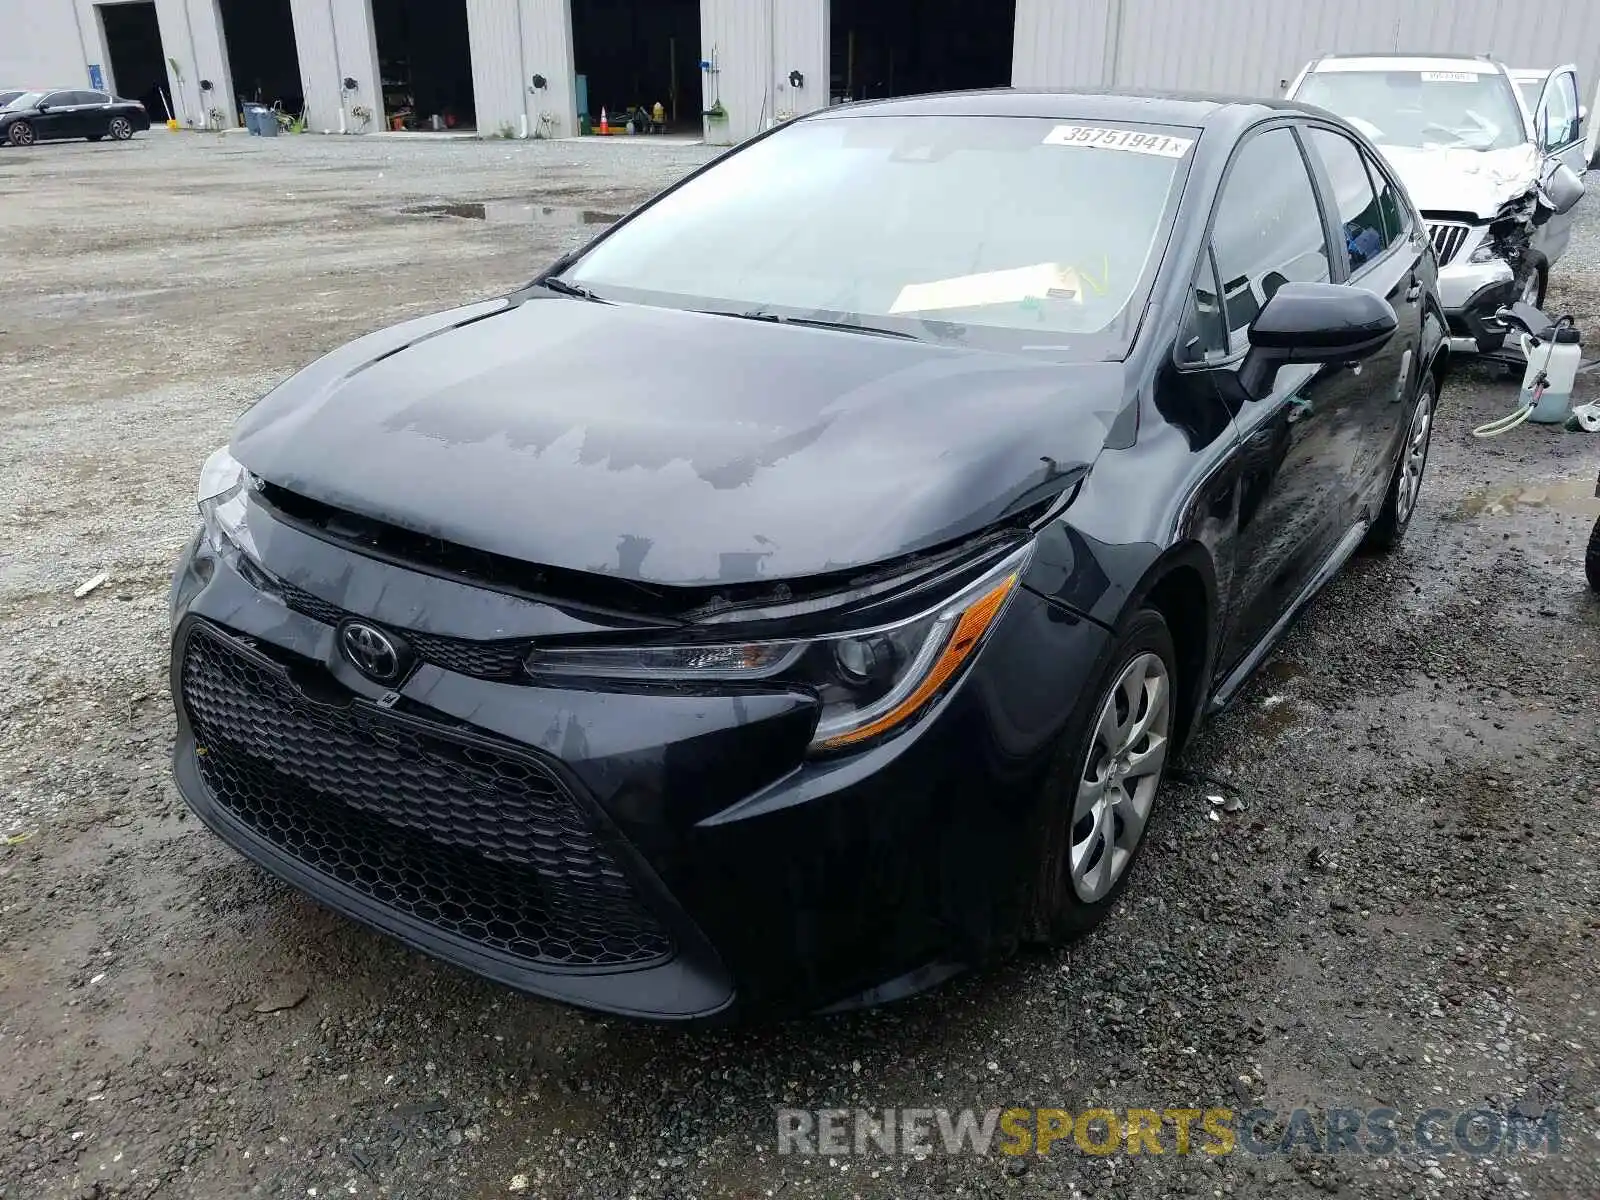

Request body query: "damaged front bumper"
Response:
[167, 505, 1109, 1021]
[1439, 257, 1516, 354]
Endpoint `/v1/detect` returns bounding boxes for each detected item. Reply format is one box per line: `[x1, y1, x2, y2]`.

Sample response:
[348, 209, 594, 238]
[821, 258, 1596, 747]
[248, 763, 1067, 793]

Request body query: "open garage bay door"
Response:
[99, 2, 167, 119]
[832, 0, 1016, 103]
[219, 0, 304, 120]
[572, 0, 701, 134]
[374, 0, 475, 131]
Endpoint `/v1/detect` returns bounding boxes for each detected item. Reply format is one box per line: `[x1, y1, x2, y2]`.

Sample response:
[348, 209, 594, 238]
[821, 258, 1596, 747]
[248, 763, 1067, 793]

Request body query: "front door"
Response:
[33, 92, 78, 139]
[1532, 67, 1587, 265]
[1198, 124, 1354, 675]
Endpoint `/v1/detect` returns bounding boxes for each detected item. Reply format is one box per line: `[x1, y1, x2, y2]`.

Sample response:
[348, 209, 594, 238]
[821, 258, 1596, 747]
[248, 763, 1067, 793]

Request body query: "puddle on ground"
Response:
[1454, 479, 1599, 518]
[403, 201, 621, 226]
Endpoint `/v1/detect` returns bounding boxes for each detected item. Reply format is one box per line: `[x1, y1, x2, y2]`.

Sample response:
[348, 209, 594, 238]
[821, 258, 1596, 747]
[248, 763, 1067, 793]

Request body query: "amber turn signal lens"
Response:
[815, 572, 1018, 751]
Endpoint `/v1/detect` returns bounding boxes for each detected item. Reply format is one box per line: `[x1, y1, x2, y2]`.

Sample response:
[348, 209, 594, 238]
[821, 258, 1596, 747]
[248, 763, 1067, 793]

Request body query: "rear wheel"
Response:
[1029, 607, 1176, 942]
[7, 120, 35, 146]
[1366, 379, 1436, 551]
[108, 116, 133, 141]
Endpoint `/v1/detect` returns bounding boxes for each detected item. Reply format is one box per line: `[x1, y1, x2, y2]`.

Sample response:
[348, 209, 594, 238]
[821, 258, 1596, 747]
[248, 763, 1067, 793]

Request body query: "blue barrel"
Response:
[258, 108, 279, 137]
[244, 104, 271, 136]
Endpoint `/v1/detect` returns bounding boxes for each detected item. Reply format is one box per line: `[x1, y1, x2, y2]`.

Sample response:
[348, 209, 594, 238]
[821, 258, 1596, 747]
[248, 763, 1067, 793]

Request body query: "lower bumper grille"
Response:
[179, 623, 673, 969]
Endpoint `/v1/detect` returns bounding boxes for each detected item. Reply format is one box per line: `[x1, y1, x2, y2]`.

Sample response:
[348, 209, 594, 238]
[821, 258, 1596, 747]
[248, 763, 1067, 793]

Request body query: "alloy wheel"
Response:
[110, 117, 132, 140]
[1395, 389, 1434, 524]
[1070, 651, 1171, 902]
[9, 121, 34, 146]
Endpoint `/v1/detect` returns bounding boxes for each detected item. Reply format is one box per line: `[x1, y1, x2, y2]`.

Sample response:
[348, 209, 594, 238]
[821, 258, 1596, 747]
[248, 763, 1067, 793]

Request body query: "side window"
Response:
[1558, 72, 1581, 145]
[87, 91, 111, 105]
[1543, 75, 1576, 149]
[1180, 250, 1228, 364]
[1307, 128, 1387, 271]
[1209, 127, 1331, 351]
[1366, 152, 1411, 247]
[66, 91, 99, 106]
[41, 91, 69, 108]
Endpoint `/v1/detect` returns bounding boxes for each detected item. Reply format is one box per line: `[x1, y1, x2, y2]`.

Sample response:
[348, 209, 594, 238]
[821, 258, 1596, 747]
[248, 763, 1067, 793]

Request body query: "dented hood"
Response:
[1373, 143, 1539, 218]
[230, 295, 1121, 586]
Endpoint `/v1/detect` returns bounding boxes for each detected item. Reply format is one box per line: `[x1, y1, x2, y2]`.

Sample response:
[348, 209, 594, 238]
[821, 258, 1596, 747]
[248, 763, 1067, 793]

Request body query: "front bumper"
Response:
[168, 516, 1108, 1020]
[1438, 258, 1515, 353]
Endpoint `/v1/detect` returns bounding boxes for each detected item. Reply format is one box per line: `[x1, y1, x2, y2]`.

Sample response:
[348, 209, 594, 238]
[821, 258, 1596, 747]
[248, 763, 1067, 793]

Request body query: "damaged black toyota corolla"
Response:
[170, 91, 1448, 1020]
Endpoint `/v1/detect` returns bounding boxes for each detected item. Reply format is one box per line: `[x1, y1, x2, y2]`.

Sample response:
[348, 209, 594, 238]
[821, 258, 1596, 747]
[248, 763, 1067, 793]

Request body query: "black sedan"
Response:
[169, 90, 1448, 1021]
[1, 89, 150, 146]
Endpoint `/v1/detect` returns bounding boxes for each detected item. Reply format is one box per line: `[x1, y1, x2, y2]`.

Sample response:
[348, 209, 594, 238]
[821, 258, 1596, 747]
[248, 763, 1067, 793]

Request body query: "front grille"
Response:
[1427, 221, 1470, 266]
[276, 579, 528, 681]
[180, 623, 673, 969]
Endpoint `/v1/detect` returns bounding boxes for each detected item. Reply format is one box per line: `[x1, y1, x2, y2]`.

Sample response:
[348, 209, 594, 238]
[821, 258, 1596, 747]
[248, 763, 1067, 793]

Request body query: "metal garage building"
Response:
[5, 0, 1600, 146]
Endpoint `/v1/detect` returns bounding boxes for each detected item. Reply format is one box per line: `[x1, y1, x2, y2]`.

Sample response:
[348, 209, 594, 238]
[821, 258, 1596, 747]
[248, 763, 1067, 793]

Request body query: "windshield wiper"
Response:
[537, 276, 604, 302]
[713, 309, 920, 341]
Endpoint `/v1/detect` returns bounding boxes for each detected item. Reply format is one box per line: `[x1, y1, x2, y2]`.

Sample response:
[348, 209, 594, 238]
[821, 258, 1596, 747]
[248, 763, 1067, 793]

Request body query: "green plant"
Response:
[288, 112, 307, 134]
[495, 121, 517, 139]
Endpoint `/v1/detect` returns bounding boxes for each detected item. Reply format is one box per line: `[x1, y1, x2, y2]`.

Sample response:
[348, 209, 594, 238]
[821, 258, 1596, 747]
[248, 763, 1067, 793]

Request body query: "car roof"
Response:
[809, 87, 1324, 132]
[1306, 54, 1506, 76]
[1509, 68, 1552, 81]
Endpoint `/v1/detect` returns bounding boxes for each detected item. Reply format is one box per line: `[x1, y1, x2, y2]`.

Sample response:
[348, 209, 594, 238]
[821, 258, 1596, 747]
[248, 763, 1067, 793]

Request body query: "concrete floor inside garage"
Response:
[0, 133, 1598, 1200]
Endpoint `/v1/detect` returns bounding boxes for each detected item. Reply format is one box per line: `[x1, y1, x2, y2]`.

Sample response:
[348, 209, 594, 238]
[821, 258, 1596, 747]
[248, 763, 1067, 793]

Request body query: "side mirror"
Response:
[1539, 160, 1585, 216]
[36, 100, 49, 111]
[1238, 282, 1397, 400]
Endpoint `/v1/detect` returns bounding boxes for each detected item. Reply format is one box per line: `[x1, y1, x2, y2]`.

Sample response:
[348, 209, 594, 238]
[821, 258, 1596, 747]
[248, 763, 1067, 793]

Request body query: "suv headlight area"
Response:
[526, 544, 1031, 752]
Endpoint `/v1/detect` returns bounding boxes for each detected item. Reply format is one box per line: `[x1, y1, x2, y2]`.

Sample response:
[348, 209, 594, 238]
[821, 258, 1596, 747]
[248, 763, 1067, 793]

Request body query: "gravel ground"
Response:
[2, 132, 1599, 1200]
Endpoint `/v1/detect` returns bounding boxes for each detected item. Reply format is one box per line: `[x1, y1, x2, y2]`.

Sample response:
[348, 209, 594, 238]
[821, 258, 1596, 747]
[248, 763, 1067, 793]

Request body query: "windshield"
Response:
[3, 91, 43, 110]
[1297, 70, 1528, 150]
[561, 114, 1195, 356]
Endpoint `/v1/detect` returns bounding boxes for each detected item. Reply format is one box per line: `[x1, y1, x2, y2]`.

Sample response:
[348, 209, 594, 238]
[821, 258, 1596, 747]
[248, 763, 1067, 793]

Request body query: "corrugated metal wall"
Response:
[1011, 0, 1114, 88]
[1, 0, 84, 90]
[467, 0, 577, 139]
[288, 0, 382, 133]
[1015, 0, 1600, 107]
[699, 0, 827, 144]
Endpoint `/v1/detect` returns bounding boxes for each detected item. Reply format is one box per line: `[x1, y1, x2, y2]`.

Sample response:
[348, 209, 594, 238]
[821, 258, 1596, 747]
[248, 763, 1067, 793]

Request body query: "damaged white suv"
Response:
[1289, 53, 1586, 353]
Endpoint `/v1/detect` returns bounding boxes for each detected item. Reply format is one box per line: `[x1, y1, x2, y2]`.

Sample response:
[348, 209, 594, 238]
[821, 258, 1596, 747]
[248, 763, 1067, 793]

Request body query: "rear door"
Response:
[1302, 124, 1425, 507]
[1532, 66, 1586, 263]
[76, 91, 114, 136]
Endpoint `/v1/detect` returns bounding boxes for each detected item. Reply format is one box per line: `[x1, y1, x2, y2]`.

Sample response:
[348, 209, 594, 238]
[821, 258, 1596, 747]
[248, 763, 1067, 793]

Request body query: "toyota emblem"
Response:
[339, 621, 405, 683]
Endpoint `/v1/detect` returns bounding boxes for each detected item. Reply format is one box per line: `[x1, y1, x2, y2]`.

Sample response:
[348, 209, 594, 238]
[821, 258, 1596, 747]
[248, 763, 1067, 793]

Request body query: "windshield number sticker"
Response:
[1043, 125, 1194, 157]
[1420, 71, 1478, 83]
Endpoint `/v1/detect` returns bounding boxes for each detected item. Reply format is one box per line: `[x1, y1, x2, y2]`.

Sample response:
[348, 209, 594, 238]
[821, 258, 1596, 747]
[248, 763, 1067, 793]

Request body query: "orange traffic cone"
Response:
[599, 106, 608, 135]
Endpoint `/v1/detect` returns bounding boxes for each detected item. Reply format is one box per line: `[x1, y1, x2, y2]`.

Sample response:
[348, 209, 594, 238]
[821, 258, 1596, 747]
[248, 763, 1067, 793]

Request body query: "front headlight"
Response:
[526, 544, 1031, 752]
[197, 445, 263, 570]
[1466, 230, 1502, 264]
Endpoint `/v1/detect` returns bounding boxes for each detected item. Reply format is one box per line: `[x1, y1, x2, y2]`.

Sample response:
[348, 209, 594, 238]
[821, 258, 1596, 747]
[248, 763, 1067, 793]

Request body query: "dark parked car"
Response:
[0, 90, 28, 109]
[1, 89, 150, 145]
[170, 90, 1448, 1021]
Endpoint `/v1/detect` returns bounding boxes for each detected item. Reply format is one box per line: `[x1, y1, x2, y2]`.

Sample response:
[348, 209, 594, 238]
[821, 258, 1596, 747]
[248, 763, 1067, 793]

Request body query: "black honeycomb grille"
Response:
[180, 624, 673, 969]
[276, 580, 528, 681]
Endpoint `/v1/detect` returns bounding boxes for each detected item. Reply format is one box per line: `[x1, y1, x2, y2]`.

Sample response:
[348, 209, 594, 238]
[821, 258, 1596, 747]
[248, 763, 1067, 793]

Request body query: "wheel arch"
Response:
[1118, 542, 1222, 756]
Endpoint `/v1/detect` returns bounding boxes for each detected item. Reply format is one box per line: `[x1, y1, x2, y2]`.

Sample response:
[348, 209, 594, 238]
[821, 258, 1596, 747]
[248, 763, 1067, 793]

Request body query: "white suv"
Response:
[1287, 53, 1586, 353]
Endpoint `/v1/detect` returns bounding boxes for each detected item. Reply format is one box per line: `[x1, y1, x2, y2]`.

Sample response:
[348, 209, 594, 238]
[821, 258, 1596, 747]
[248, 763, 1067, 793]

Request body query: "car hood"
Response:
[1373, 143, 1539, 217]
[230, 296, 1123, 587]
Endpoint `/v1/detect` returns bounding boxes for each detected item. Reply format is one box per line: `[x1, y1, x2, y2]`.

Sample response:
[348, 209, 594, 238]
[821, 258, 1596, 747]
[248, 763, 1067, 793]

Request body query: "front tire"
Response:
[1366, 378, 1436, 551]
[1586, 515, 1600, 592]
[1029, 607, 1176, 942]
[7, 120, 35, 147]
